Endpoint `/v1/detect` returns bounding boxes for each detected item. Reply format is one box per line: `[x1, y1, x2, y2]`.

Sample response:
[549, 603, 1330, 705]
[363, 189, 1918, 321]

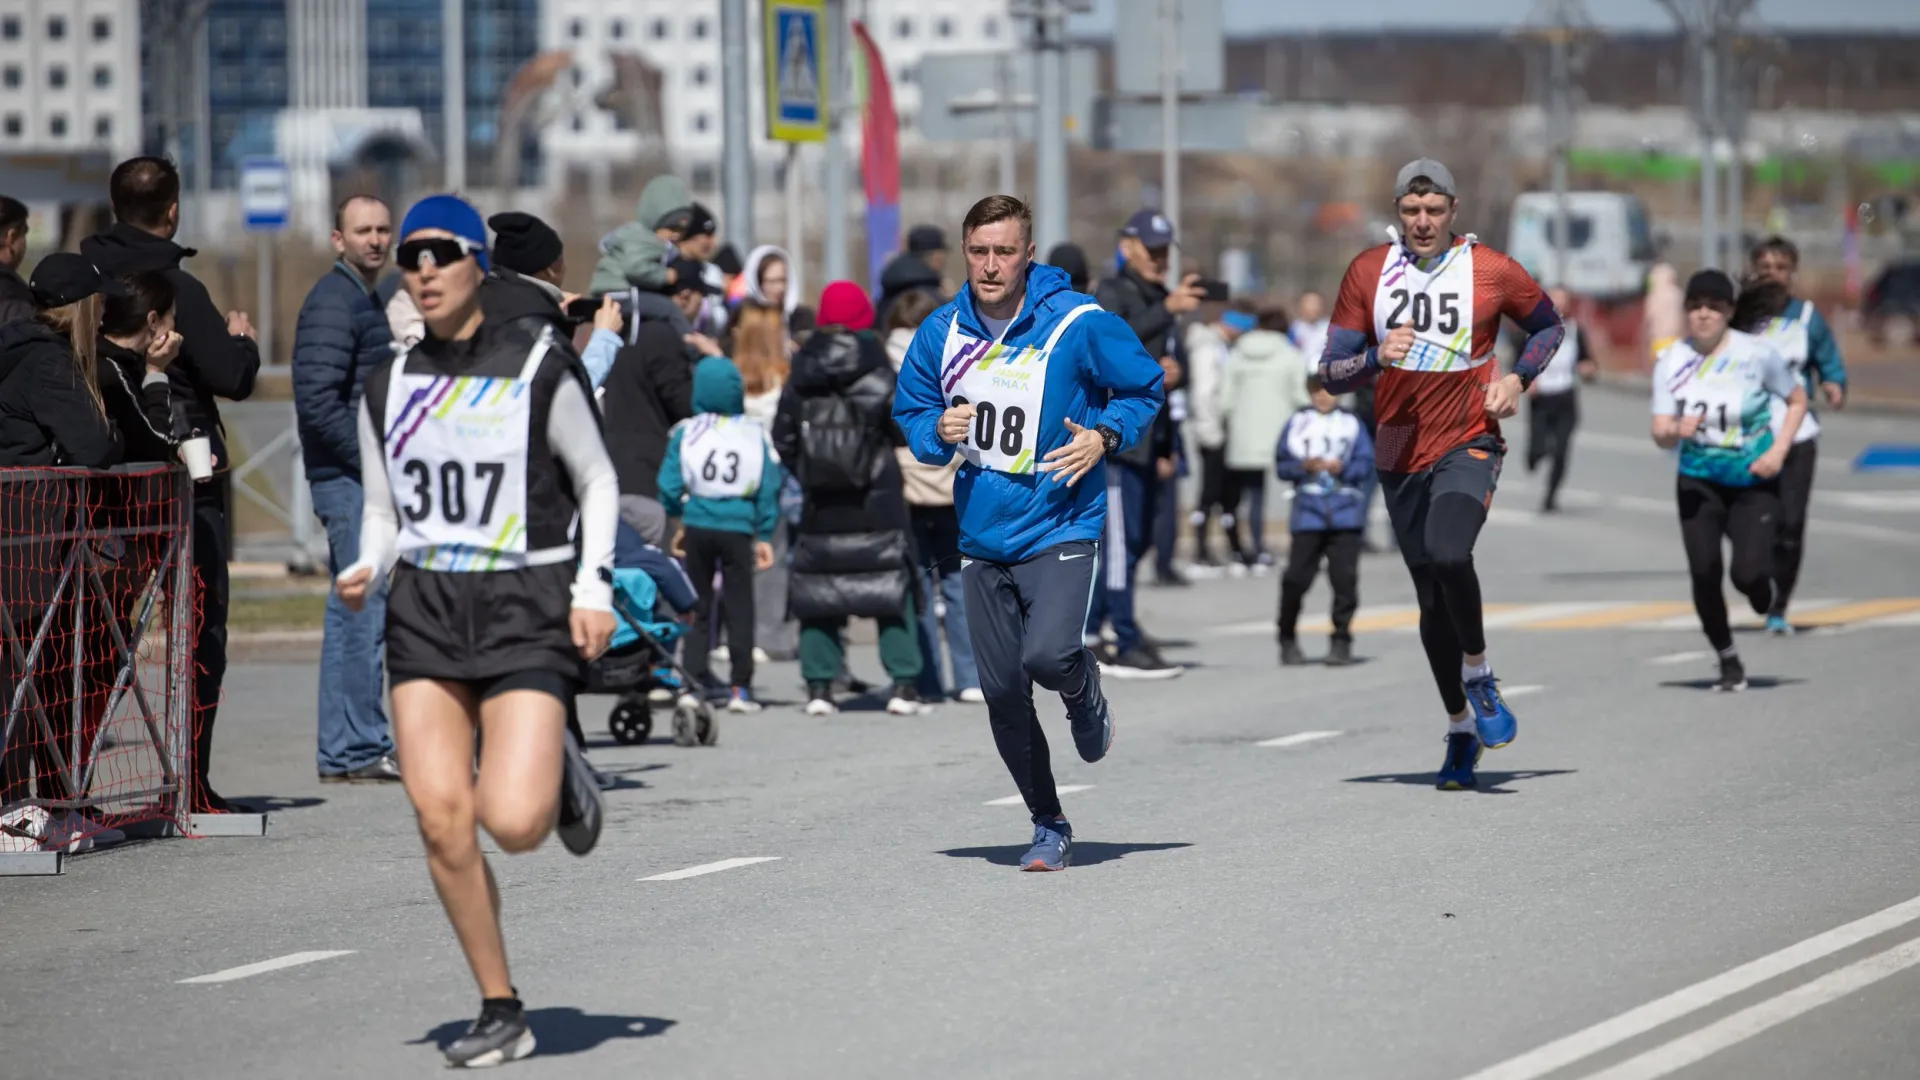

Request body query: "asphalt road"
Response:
[5, 385, 1919, 1080]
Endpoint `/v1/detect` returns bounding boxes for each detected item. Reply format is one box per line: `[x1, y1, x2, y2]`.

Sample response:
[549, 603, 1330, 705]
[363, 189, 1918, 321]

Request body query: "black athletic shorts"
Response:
[1377, 435, 1503, 565]
[390, 667, 576, 705]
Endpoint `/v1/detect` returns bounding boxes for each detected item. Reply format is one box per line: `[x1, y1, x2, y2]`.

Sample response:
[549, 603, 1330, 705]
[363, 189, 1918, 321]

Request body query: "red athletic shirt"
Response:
[1329, 240, 1549, 473]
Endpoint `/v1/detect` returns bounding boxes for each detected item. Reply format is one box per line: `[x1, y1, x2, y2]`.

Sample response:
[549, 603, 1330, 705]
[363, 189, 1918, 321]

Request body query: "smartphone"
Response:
[564, 295, 607, 321]
[1196, 278, 1231, 303]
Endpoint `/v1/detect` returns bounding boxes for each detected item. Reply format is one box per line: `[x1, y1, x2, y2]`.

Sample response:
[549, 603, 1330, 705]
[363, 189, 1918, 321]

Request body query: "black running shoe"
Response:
[1714, 654, 1748, 693]
[1279, 640, 1308, 666]
[444, 996, 535, 1068]
[1325, 638, 1355, 667]
[557, 729, 603, 856]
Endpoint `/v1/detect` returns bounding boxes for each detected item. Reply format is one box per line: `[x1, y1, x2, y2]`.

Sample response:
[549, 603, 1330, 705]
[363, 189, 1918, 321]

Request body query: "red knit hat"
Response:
[817, 280, 874, 331]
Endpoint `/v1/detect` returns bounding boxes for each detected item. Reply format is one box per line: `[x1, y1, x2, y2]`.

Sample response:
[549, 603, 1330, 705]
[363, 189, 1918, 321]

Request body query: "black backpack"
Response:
[797, 386, 880, 494]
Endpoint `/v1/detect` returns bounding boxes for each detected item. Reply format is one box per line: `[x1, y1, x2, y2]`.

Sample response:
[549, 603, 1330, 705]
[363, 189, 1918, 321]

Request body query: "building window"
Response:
[91, 16, 110, 41]
[94, 115, 111, 139]
[567, 17, 583, 38]
[609, 18, 625, 40]
[212, 18, 242, 49]
[650, 18, 669, 39]
[691, 17, 709, 39]
[693, 113, 710, 133]
[894, 17, 913, 39]
[2, 114, 20, 138]
[935, 17, 953, 38]
[93, 65, 110, 88]
[48, 65, 67, 90]
[691, 65, 709, 87]
[0, 16, 18, 40]
[259, 16, 285, 47]
[1, 66, 17, 90]
[898, 63, 917, 86]
[983, 17, 1000, 38]
[49, 114, 67, 138]
[47, 15, 66, 40]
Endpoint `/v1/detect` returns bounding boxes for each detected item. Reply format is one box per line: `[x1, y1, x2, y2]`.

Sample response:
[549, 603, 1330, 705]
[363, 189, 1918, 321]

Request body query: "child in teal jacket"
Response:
[659, 355, 782, 709]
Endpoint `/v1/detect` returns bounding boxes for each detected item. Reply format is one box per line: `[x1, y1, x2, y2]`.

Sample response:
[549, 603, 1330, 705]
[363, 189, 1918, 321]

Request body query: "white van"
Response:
[1506, 191, 1657, 300]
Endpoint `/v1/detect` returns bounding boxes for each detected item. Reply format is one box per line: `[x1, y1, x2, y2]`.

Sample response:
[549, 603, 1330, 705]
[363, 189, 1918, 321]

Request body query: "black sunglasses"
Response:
[396, 236, 481, 271]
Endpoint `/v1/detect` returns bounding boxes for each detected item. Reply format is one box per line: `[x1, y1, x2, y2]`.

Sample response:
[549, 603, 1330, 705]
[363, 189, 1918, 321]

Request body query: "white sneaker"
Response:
[1226, 562, 1249, 579]
[1251, 560, 1271, 577]
[711, 645, 731, 664]
[886, 695, 929, 716]
[1184, 563, 1223, 581]
[805, 695, 838, 716]
[956, 687, 987, 704]
[752, 646, 771, 663]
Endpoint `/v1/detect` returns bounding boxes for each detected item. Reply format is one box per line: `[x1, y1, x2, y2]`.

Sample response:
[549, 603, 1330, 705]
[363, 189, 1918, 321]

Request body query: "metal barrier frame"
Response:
[0, 465, 196, 874]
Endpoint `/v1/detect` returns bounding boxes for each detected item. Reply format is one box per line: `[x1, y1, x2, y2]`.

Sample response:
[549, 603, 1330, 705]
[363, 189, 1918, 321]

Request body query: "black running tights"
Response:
[1770, 440, 1816, 615]
[1677, 475, 1779, 652]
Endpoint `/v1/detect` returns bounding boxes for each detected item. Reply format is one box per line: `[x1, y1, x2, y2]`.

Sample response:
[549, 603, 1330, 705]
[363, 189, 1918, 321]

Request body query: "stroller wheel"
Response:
[696, 702, 720, 747]
[672, 696, 701, 748]
[608, 699, 653, 745]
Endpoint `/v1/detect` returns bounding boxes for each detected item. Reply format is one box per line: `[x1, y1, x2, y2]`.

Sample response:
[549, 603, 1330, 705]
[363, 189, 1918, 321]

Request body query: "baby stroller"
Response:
[583, 528, 719, 748]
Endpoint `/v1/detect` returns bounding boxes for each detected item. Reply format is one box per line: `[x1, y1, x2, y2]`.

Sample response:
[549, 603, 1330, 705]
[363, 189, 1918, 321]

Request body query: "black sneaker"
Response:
[444, 996, 535, 1068]
[556, 729, 603, 856]
[1714, 654, 1748, 693]
[1325, 638, 1355, 667]
[1105, 643, 1185, 680]
[1279, 640, 1308, 666]
[1063, 656, 1114, 763]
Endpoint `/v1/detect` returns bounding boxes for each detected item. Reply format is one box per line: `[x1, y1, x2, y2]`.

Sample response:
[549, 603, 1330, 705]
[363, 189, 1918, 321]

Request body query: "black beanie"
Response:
[487, 211, 564, 276]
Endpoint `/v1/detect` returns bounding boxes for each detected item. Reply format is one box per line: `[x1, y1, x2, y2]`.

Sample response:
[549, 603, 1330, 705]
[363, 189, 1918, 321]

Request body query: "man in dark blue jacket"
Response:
[293, 193, 401, 783]
[894, 195, 1164, 872]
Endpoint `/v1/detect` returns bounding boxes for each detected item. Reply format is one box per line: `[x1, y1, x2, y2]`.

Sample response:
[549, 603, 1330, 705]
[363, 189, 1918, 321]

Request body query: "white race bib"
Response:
[1372, 240, 1482, 372]
[940, 302, 1100, 475]
[1285, 410, 1360, 464]
[1759, 306, 1819, 443]
[680, 414, 766, 498]
[383, 337, 557, 571]
[1668, 357, 1753, 450]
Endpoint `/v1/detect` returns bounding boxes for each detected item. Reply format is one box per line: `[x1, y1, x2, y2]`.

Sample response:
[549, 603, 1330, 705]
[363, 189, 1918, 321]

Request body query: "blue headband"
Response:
[399, 194, 489, 272]
[1221, 311, 1257, 333]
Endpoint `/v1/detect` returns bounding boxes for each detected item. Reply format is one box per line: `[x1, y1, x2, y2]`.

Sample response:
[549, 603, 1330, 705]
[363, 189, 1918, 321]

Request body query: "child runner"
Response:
[660, 355, 780, 711]
[334, 195, 616, 1068]
[1274, 374, 1375, 667]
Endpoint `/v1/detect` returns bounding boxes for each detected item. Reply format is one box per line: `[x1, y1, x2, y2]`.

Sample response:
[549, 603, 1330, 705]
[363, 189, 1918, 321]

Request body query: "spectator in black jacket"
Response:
[481, 211, 624, 388]
[1084, 209, 1199, 678]
[291, 194, 402, 785]
[95, 270, 184, 465]
[599, 260, 715, 544]
[0, 255, 127, 812]
[873, 224, 947, 329]
[82, 156, 261, 813]
[0, 196, 33, 326]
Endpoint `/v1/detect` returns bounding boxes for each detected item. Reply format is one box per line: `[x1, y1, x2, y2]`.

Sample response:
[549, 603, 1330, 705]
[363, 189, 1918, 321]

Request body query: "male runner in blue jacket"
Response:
[894, 195, 1165, 871]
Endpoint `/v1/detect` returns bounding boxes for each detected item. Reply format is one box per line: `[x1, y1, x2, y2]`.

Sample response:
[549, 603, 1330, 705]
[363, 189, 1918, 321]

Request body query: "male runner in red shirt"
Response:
[1319, 159, 1566, 790]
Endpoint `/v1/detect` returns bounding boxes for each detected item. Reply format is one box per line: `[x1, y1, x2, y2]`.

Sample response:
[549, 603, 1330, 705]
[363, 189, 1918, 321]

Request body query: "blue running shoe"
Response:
[1464, 674, 1517, 749]
[1020, 818, 1073, 871]
[1765, 614, 1795, 636]
[1063, 656, 1114, 763]
[1437, 732, 1482, 790]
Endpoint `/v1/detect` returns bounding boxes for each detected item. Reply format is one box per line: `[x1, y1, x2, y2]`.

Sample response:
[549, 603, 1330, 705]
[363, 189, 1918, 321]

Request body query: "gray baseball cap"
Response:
[1394, 158, 1457, 199]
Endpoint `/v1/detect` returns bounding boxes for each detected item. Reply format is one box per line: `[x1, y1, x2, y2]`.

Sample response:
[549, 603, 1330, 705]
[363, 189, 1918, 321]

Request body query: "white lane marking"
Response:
[641, 857, 781, 881]
[1650, 650, 1714, 666]
[1454, 892, 1920, 1080]
[1256, 730, 1344, 748]
[178, 951, 355, 984]
[1501, 685, 1546, 698]
[1823, 490, 1920, 513]
[1584, 936, 1920, 1080]
[985, 785, 1092, 806]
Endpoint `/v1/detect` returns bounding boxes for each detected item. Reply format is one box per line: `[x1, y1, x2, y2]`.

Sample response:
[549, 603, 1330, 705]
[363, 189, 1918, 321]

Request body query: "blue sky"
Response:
[1066, 0, 1920, 35]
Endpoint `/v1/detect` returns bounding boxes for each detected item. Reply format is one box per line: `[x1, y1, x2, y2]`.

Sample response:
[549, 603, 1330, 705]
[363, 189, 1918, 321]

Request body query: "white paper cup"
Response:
[179, 436, 213, 481]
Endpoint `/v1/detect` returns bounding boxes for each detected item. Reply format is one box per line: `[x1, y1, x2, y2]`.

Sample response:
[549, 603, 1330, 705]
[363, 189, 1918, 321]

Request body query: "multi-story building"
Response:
[0, 0, 143, 162]
[540, 0, 1014, 191]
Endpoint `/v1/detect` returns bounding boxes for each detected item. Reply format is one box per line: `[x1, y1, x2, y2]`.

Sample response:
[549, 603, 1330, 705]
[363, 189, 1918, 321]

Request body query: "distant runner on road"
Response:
[893, 195, 1164, 871]
[1319, 158, 1566, 791]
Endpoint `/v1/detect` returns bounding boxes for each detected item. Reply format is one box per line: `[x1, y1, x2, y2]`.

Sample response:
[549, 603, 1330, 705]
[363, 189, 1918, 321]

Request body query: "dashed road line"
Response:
[178, 951, 355, 985]
[1256, 730, 1344, 748]
[1501, 685, 1546, 698]
[641, 857, 781, 881]
[1650, 650, 1714, 666]
[986, 785, 1091, 806]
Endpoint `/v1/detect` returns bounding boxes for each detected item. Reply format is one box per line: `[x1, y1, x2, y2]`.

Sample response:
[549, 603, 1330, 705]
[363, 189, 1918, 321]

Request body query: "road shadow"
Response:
[413, 1008, 677, 1058]
[231, 795, 325, 811]
[938, 841, 1192, 868]
[1345, 769, 1578, 795]
[1657, 676, 1804, 691]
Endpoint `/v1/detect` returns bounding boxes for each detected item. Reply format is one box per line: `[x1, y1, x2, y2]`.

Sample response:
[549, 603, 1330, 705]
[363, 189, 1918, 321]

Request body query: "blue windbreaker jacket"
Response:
[893, 262, 1166, 564]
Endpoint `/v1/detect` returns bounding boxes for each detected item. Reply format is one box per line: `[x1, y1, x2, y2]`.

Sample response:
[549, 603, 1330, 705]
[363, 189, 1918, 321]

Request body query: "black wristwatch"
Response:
[1095, 424, 1122, 457]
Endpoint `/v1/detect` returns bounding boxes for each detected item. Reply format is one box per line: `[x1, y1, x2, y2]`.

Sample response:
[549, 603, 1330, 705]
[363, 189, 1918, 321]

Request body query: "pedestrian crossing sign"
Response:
[765, 0, 827, 142]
